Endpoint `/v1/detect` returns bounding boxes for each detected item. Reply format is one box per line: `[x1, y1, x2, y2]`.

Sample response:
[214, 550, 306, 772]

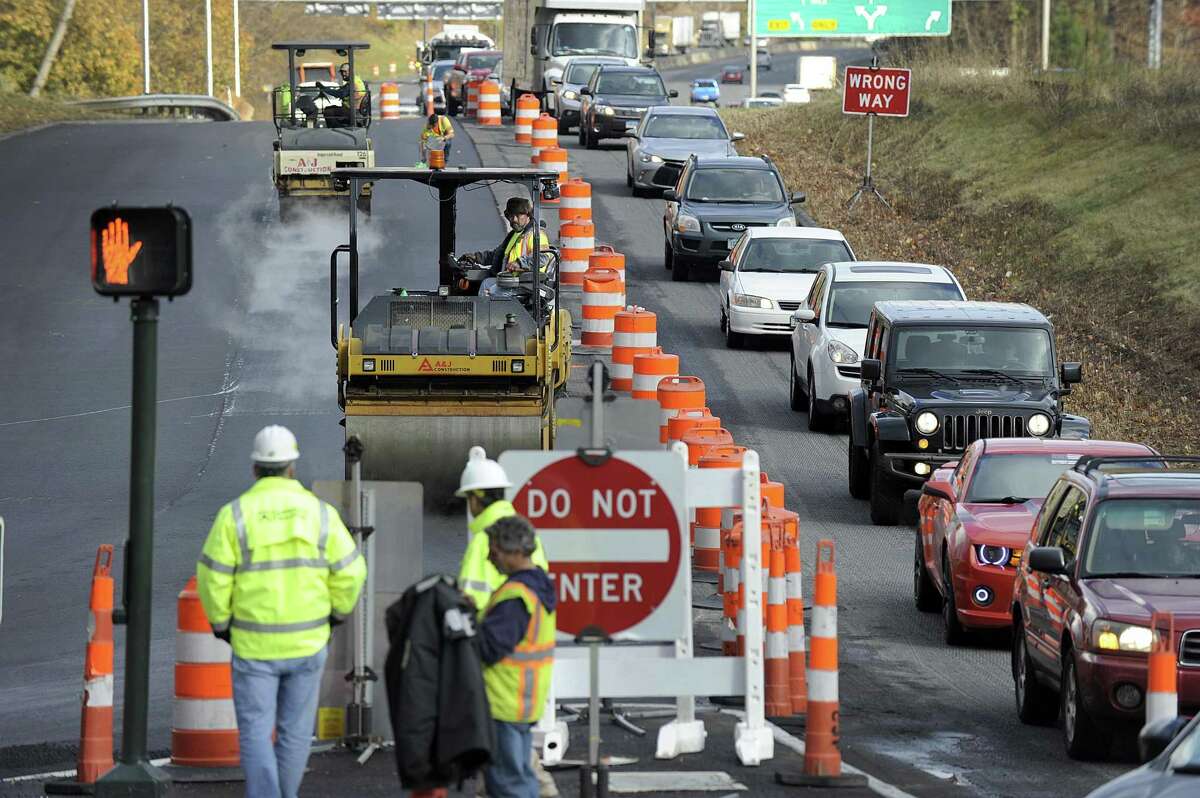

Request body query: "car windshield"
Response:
[966, 453, 1094, 503]
[432, 63, 455, 81]
[826, 281, 962, 329]
[465, 54, 500, 70]
[724, 68, 741, 75]
[644, 114, 726, 139]
[595, 73, 666, 96]
[1083, 499, 1200, 578]
[565, 63, 601, 84]
[893, 326, 1054, 377]
[552, 23, 638, 58]
[740, 239, 852, 273]
[686, 168, 783, 202]
[694, 80, 716, 88]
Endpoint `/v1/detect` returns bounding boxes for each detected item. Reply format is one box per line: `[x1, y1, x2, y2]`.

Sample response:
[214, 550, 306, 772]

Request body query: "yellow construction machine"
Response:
[328, 167, 572, 503]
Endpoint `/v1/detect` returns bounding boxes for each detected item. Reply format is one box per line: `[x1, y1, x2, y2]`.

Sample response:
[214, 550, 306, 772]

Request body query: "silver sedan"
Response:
[625, 106, 744, 197]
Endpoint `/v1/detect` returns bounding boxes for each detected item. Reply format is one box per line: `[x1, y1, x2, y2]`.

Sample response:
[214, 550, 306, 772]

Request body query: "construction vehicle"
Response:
[271, 42, 374, 221]
[417, 25, 495, 65]
[328, 167, 572, 503]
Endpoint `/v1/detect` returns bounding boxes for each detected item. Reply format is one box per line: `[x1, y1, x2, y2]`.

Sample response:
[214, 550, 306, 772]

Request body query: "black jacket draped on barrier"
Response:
[385, 574, 493, 790]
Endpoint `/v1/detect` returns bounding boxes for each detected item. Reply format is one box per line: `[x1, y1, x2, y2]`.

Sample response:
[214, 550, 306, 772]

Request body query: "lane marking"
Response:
[1, 757, 171, 784]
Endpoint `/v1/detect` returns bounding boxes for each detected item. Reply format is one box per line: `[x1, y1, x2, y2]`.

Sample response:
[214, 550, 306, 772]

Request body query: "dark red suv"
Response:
[1011, 455, 1200, 759]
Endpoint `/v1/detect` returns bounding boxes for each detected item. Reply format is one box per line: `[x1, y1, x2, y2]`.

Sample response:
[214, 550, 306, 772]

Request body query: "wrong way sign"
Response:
[842, 66, 912, 117]
[499, 450, 688, 641]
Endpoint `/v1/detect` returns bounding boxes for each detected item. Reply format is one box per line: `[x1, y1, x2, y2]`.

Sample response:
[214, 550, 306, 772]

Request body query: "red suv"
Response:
[444, 50, 502, 114]
[1011, 455, 1200, 759]
[915, 438, 1157, 645]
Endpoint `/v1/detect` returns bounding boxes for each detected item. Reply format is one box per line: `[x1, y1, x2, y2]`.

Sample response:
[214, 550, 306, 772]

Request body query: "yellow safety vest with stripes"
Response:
[503, 228, 551, 267]
[482, 580, 556, 723]
[196, 477, 366, 660]
[458, 500, 549, 616]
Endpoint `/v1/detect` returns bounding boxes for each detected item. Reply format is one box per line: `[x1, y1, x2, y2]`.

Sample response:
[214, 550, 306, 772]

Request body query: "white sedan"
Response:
[719, 227, 855, 348]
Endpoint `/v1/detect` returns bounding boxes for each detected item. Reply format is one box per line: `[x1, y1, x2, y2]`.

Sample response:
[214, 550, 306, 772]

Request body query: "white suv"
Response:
[719, 227, 855, 348]
[789, 262, 966, 431]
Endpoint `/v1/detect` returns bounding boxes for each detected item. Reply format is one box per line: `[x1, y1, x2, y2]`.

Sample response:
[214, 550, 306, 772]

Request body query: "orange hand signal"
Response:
[101, 218, 142, 285]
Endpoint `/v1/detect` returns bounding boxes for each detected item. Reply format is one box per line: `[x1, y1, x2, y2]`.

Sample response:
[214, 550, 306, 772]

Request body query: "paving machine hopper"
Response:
[272, 42, 374, 221]
[329, 167, 572, 504]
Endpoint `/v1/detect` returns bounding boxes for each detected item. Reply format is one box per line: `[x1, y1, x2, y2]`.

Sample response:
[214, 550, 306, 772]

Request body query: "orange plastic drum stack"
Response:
[632, 348, 678, 401]
[656, 376, 705, 445]
[531, 113, 557, 165]
[558, 219, 595, 286]
[559, 178, 592, 222]
[589, 244, 625, 282]
[477, 80, 502, 126]
[666, 407, 720, 448]
[581, 268, 624, 349]
[611, 307, 657, 392]
[514, 94, 539, 143]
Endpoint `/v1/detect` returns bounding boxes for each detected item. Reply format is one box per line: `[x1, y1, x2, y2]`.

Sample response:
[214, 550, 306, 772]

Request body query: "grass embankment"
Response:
[0, 90, 115, 136]
[724, 61, 1200, 453]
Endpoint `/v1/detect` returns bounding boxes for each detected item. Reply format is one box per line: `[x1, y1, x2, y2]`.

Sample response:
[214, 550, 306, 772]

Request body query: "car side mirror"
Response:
[623, 129, 638, 138]
[790, 191, 806, 204]
[663, 189, 677, 201]
[731, 132, 745, 142]
[1138, 716, 1190, 763]
[922, 479, 955, 503]
[1027, 546, 1068, 575]
[718, 260, 734, 272]
[668, 90, 679, 98]
[1061, 362, 1083, 384]
[551, 79, 562, 86]
[859, 358, 881, 384]
[791, 308, 815, 325]
[579, 87, 592, 96]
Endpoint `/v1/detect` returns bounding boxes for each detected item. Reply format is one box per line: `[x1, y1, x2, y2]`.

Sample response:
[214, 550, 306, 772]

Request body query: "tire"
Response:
[848, 438, 870, 500]
[672, 255, 690, 282]
[626, 166, 634, 188]
[664, 239, 674, 270]
[724, 316, 743, 348]
[913, 531, 939, 612]
[807, 366, 831, 432]
[789, 353, 805, 412]
[1062, 654, 1110, 759]
[558, 117, 570, 135]
[869, 446, 902, 525]
[579, 119, 587, 146]
[585, 125, 598, 149]
[942, 552, 968, 645]
[1013, 620, 1059, 725]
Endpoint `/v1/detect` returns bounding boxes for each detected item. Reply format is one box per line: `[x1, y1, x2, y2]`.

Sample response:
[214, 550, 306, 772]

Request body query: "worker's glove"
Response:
[315, 81, 325, 89]
[212, 627, 232, 644]
[329, 614, 346, 628]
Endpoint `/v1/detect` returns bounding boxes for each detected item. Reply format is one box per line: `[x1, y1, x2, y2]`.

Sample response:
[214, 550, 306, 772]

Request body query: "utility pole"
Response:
[748, 0, 757, 98]
[1041, 0, 1051, 71]
[142, 0, 151, 93]
[205, 0, 214, 96]
[29, 0, 79, 97]
[233, 0, 241, 96]
[1148, 0, 1163, 68]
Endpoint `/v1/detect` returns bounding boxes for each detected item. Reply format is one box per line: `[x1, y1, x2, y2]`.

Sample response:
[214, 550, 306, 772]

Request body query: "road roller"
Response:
[328, 167, 572, 504]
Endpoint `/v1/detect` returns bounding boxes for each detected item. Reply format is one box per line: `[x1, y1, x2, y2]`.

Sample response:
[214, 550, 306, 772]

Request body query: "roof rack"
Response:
[1073, 455, 1200, 475]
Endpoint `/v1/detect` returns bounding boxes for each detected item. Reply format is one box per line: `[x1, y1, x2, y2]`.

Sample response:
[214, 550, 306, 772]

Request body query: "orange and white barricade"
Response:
[581, 268, 624, 349]
[632, 348, 678, 401]
[559, 178, 592, 222]
[171, 576, 239, 767]
[657, 376, 705, 444]
[477, 80, 502, 126]
[559, 220, 594, 286]
[765, 516, 791, 717]
[696, 445, 745, 574]
[466, 79, 481, 117]
[537, 146, 568, 203]
[379, 82, 401, 119]
[531, 114, 557, 165]
[612, 307, 657, 392]
[782, 515, 807, 715]
[515, 94, 539, 143]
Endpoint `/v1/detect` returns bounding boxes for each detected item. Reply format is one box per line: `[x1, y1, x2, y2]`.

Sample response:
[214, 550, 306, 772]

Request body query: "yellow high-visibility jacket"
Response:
[503, 228, 551, 267]
[483, 580, 555, 723]
[458, 500, 549, 615]
[197, 477, 366, 660]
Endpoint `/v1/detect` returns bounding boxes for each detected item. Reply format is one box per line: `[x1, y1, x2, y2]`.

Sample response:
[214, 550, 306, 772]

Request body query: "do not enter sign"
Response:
[501, 451, 688, 640]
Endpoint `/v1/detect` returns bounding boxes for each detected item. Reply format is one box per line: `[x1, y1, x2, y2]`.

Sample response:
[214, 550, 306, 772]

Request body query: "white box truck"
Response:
[503, 0, 645, 97]
[719, 12, 740, 44]
[671, 16, 694, 53]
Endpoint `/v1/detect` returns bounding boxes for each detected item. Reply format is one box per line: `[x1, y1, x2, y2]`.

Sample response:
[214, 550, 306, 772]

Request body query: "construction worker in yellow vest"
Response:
[478, 515, 557, 798]
[197, 425, 365, 798]
[500, 197, 551, 269]
[456, 446, 548, 614]
[420, 112, 455, 165]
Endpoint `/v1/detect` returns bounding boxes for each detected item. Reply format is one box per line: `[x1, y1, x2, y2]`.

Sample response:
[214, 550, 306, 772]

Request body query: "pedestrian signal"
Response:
[90, 206, 192, 297]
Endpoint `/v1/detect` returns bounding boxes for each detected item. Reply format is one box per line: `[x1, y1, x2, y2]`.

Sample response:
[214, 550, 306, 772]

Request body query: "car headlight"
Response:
[732, 293, 772, 309]
[1092, 620, 1154, 653]
[600, 105, 615, 117]
[915, 411, 940, 435]
[674, 213, 700, 234]
[826, 341, 858, 365]
[776, 216, 795, 227]
[640, 154, 664, 164]
[1027, 413, 1052, 436]
[562, 90, 578, 101]
[974, 544, 1011, 566]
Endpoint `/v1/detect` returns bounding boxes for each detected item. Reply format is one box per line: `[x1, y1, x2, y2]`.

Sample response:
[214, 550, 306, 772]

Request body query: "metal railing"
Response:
[71, 94, 240, 121]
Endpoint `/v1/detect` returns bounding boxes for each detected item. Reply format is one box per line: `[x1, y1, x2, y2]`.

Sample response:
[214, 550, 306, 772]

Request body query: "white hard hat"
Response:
[456, 445, 511, 496]
[251, 425, 300, 465]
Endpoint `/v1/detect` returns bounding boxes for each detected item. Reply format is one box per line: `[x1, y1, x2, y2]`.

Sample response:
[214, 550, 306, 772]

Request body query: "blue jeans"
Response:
[231, 646, 328, 798]
[484, 720, 536, 798]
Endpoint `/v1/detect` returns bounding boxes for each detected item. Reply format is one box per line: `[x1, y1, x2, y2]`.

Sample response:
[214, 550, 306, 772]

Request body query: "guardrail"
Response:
[71, 94, 241, 121]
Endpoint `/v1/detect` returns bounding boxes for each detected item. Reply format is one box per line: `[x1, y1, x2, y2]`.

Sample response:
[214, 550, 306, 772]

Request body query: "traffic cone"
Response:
[1146, 612, 1178, 728]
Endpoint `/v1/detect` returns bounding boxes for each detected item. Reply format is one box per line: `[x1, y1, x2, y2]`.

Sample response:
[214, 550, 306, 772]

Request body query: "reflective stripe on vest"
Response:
[483, 581, 555, 723]
[232, 498, 329, 573]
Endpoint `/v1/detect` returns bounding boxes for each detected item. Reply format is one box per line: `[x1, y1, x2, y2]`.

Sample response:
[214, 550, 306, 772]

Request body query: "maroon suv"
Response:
[1011, 455, 1200, 760]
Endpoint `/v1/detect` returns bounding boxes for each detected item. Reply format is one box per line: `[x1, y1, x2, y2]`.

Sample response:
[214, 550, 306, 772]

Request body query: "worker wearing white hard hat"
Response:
[457, 446, 549, 615]
[197, 425, 365, 798]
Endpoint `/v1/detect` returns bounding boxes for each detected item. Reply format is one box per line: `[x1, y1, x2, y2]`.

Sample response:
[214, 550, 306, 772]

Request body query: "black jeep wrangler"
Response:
[847, 301, 1090, 524]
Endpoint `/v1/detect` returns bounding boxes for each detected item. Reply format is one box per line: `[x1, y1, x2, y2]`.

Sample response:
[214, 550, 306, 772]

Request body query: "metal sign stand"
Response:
[847, 57, 893, 214]
[343, 437, 381, 763]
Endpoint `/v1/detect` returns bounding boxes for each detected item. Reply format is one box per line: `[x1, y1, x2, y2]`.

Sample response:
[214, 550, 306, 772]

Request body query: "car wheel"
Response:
[913, 531, 939, 612]
[848, 438, 870, 500]
[558, 117, 570, 135]
[869, 445, 902, 525]
[941, 552, 967, 645]
[1062, 653, 1110, 759]
[585, 126, 598, 149]
[626, 165, 633, 188]
[789, 353, 805, 412]
[807, 366, 830, 432]
[1013, 619, 1059, 725]
[671, 252, 689, 281]
[724, 317, 743, 348]
[579, 120, 587, 146]
[664, 239, 674, 270]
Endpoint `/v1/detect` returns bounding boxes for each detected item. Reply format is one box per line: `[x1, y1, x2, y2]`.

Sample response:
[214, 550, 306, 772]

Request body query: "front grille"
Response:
[836, 365, 861, 379]
[613, 107, 647, 116]
[710, 221, 769, 232]
[492, 359, 508, 373]
[941, 412, 1028, 451]
[379, 359, 396, 371]
[778, 301, 802, 311]
[1181, 630, 1200, 666]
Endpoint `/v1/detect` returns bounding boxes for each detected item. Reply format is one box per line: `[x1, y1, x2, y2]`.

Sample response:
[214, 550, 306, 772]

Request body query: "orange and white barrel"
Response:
[657, 376, 705, 444]
[589, 245, 625, 281]
[531, 113, 557, 165]
[477, 80, 502, 126]
[804, 540, 842, 777]
[612, 307, 657, 392]
[667, 407, 720, 447]
[515, 94, 539, 143]
[1146, 612, 1178, 728]
[581, 268, 624, 349]
[466, 79, 481, 117]
[537, 146, 568, 203]
[632, 349, 679, 401]
[782, 512, 808, 715]
[559, 178, 592, 223]
[423, 74, 435, 116]
[696, 445, 745, 574]
[379, 82, 401, 119]
[559, 220, 594, 286]
[171, 576, 239, 767]
[723, 524, 742, 656]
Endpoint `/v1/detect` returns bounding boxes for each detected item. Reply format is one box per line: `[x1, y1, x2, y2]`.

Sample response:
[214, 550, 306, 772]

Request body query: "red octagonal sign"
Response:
[512, 456, 683, 637]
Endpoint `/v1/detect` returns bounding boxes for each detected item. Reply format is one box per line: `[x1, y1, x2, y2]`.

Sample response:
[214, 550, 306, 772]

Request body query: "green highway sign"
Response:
[754, 0, 952, 38]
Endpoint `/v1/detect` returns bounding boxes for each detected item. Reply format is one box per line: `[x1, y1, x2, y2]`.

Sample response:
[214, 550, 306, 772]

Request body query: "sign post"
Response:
[91, 206, 191, 798]
[843, 60, 911, 212]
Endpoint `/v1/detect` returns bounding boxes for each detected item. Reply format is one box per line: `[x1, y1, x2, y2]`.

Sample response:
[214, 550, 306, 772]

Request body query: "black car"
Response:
[847, 300, 1088, 524]
[662, 154, 806, 282]
[579, 65, 676, 148]
[1086, 715, 1200, 796]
